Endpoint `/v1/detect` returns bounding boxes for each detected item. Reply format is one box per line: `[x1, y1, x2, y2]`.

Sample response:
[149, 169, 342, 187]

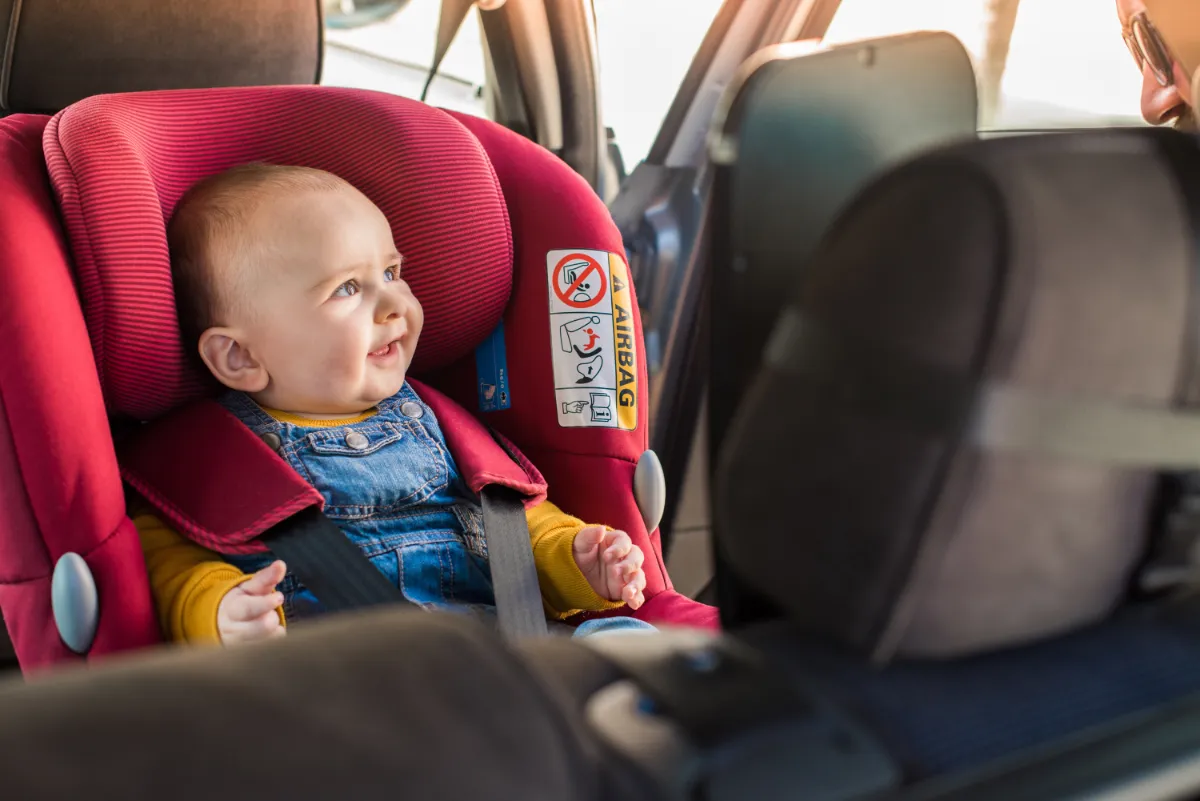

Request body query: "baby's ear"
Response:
[198, 327, 268, 393]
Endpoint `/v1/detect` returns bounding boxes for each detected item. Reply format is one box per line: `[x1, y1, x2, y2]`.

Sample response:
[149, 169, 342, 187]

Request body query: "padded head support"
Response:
[717, 129, 1200, 660]
[44, 86, 512, 419]
[0, 0, 321, 113]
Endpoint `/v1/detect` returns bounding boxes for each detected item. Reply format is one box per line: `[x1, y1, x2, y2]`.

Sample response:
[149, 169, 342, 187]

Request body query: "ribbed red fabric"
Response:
[44, 86, 513, 421]
[0, 113, 160, 672]
[13, 86, 718, 668]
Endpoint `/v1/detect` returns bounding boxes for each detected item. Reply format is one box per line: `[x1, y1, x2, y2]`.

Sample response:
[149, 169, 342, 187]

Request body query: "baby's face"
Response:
[226, 186, 423, 415]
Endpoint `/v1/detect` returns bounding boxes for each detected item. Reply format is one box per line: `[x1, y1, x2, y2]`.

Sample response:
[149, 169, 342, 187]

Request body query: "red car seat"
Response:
[0, 85, 717, 672]
[0, 0, 322, 673]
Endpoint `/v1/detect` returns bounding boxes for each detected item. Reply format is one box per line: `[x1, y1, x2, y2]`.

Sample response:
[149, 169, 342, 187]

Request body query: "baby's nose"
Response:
[377, 294, 405, 322]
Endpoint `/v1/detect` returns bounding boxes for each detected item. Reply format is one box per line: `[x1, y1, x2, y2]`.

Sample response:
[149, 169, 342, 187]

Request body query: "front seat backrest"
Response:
[0, 0, 320, 114]
[707, 31, 978, 447]
[716, 128, 1200, 660]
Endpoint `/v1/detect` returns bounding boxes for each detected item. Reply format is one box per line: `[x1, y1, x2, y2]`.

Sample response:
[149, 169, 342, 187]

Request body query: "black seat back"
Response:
[700, 123, 1200, 796]
[715, 127, 1200, 657]
[0, 0, 320, 115]
[708, 31, 978, 449]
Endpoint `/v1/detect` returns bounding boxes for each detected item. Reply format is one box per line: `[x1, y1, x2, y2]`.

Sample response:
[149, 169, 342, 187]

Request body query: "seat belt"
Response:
[481, 485, 550, 638]
[420, 0, 478, 102]
[262, 506, 405, 613]
[261, 486, 548, 638]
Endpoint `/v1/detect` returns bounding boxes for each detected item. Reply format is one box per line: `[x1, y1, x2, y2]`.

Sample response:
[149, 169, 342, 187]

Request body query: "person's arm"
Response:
[133, 509, 280, 644]
[525, 501, 626, 619]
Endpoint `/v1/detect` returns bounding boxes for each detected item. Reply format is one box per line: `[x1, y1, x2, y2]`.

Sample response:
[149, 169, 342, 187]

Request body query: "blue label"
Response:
[475, 321, 511, 413]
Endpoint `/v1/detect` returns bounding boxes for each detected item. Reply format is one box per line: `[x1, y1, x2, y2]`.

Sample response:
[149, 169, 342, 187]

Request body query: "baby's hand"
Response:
[572, 526, 646, 609]
[217, 560, 287, 645]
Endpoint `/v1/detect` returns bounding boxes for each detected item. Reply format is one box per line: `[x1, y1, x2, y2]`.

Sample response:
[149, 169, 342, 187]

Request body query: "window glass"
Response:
[320, 0, 489, 118]
[593, 0, 727, 168]
[822, 0, 1146, 129]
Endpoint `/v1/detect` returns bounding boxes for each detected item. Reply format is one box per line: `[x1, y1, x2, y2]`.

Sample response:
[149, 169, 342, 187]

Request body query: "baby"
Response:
[134, 163, 653, 644]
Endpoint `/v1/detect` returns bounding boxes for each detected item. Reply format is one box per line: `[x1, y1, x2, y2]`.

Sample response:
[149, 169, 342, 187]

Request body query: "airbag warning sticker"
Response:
[547, 249, 638, 430]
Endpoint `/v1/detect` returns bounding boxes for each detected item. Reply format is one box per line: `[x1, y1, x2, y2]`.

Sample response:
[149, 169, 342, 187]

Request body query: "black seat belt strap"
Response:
[261, 506, 407, 613]
[259, 492, 550, 638]
[259, 422, 550, 638]
[481, 485, 550, 638]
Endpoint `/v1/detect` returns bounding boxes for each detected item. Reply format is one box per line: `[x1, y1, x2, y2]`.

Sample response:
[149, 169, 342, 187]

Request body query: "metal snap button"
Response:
[345, 431, 370, 450]
[260, 432, 282, 452]
[401, 401, 425, 419]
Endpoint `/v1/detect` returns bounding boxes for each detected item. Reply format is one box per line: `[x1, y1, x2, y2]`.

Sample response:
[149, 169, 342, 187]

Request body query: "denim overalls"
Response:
[222, 384, 655, 637]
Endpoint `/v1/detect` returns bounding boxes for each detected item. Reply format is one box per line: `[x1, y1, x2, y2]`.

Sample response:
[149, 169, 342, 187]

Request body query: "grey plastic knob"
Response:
[51, 552, 99, 654]
[634, 449, 667, 533]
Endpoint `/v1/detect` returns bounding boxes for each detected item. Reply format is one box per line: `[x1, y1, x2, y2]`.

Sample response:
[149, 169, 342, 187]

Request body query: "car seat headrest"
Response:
[0, 0, 320, 114]
[44, 85, 513, 420]
[716, 129, 1200, 661]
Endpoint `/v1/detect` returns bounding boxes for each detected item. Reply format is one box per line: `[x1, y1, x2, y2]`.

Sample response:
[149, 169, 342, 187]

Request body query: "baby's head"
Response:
[169, 163, 423, 417]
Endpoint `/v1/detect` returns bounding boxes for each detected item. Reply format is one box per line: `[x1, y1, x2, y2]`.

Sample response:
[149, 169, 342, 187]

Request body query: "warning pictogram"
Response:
[551, 253, 608, 309]
[547, 249, 637, 431]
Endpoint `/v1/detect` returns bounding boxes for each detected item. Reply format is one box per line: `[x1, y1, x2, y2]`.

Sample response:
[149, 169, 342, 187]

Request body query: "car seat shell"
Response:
[0, 87, 716, 671]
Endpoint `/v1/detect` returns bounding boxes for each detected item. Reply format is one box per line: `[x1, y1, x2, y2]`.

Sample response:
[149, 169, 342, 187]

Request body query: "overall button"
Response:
[401, 401, 425, 419]
[260, 432, 282, 452]
[345, 431, 370, 450]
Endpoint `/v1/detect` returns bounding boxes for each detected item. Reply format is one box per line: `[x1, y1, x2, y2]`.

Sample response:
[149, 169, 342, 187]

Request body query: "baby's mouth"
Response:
[369, 341, 398, 358]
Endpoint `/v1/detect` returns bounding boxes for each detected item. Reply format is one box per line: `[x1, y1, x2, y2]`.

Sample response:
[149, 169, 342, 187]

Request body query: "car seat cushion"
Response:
[0, 113, 160, 670]
[43, 85, 513, 421]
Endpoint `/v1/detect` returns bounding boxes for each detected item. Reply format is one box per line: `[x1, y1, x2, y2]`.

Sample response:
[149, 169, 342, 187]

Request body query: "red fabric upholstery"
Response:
[0, 114, 159, 671]
[432, 114, 717, 629]
[44, 86, 513, 421]
[119, 378, 549, 556]
[120, 401, 325, 555]
[3, 85, 715, 672]
[410, 381, 549, 509]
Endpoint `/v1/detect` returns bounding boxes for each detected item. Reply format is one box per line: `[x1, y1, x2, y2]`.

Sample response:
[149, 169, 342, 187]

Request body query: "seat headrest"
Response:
[45, 86, 513, 420]
[1, 0, 321, 113]
[716, 128, 1200, 660]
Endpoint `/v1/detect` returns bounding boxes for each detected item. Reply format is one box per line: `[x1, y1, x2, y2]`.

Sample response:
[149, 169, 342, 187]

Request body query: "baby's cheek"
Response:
[325, 346, 365, 386]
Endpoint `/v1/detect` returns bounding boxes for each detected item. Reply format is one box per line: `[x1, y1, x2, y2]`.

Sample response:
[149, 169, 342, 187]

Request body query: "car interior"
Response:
[5, 0, 1200, 799]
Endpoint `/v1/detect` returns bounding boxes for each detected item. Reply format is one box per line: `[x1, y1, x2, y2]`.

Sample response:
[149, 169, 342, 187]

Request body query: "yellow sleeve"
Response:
[526, 501, 625, 619]
[133, 509, 284, 645]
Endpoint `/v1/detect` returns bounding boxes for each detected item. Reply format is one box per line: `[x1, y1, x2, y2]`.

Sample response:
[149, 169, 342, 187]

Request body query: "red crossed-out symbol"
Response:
[552, 253, 608, 309]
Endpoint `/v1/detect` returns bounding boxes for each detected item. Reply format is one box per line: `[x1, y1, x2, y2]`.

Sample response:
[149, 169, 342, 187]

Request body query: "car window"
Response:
[321, 0, 728, 166]
[320, 0, 489, 118]
[823, 0, 1146, 129]
[593, 0, 726, 168]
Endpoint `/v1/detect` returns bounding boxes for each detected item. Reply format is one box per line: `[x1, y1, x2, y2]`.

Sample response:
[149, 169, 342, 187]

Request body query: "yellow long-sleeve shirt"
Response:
[135, 406, 622, 645]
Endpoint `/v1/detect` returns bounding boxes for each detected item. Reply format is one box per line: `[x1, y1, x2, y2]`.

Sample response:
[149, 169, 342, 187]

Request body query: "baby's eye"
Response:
[384, 265, 401, 282]
[332, 280, 360, 298]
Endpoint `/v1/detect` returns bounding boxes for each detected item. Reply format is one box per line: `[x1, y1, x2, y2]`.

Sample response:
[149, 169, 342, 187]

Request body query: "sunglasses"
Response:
[1124, 11, 1176, 88]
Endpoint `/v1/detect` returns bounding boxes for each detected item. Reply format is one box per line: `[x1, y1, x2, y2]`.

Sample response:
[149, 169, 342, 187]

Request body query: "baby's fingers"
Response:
[240, 560, 287, 595]
[228, 590, 285, 622]
[601, 530, 633, 563]
[226, 610, 284, 644]
[608, 543, 644, 574]
[622, 576, 646, 610]
[573, 525, 607, 556]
